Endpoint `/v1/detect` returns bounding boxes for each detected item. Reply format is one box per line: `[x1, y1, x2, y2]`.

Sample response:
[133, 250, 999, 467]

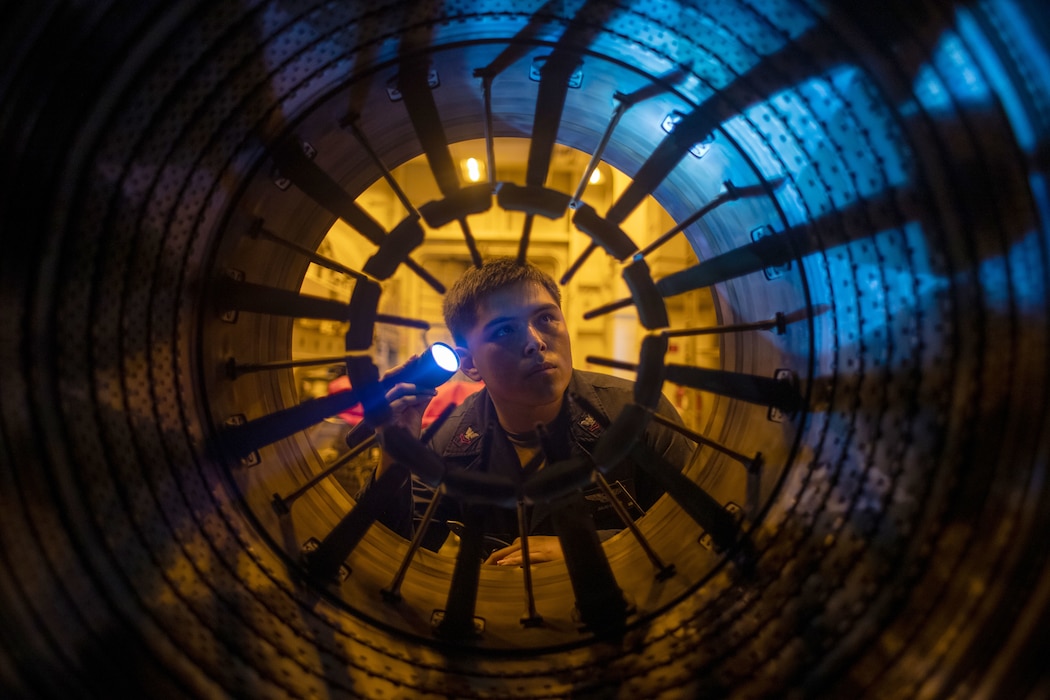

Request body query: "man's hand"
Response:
[375, 352, 440, 437]
[381, 381, 436, 438]
[484, 536, 563, 566]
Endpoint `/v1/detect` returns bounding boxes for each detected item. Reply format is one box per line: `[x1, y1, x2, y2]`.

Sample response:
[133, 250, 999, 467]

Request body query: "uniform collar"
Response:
[439, 371, 610, 459]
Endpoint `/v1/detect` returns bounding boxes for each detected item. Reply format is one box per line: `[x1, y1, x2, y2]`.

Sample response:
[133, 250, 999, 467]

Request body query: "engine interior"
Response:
[2, 0, 1049, 697]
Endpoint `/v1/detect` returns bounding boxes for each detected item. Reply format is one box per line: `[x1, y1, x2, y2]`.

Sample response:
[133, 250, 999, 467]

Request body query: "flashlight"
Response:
[345, 343, 460, 449]
[380, 342, 460, 391]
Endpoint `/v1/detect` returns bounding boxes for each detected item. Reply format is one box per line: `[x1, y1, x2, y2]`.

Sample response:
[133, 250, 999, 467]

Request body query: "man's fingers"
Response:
[484, 541, 521, 566]
[510, 537, 563, 565]
[386, 384, 437, 418]
[483, 537, 567, 566]
[385, 382, 436, 403]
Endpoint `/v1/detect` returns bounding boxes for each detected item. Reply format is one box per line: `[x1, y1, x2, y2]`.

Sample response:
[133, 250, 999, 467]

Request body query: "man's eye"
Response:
[494, 325, 515, 337]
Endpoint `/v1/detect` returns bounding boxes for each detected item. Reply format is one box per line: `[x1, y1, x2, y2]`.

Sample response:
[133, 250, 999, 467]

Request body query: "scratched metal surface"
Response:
[1, 0, 1048, 697]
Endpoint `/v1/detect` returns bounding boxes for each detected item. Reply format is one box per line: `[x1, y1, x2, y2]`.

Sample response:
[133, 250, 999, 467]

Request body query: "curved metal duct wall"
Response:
[2, 0, 1049, 697]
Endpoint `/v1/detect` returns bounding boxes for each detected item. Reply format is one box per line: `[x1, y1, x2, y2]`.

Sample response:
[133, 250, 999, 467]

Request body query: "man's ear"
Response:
[456, 346, 483, 382]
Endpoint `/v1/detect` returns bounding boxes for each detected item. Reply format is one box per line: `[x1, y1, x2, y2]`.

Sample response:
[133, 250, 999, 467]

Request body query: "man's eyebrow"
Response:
[480, 303, 560, 331]
[481, 315, 515, 331]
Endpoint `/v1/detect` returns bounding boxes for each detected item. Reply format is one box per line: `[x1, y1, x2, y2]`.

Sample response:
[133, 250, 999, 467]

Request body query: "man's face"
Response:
[457, 280, 573, 422]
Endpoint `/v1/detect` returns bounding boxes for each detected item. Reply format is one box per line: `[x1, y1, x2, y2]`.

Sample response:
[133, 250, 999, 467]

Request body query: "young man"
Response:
[367, 257, 694, 565]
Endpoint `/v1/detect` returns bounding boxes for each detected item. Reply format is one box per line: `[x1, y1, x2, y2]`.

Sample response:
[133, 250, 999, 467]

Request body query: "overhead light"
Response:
[464, 157, 484, 182]
[589, 167, 602, 185]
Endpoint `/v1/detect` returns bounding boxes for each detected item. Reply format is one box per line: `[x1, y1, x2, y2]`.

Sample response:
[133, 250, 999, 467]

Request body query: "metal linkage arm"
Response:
[550, 491, 631, 633]
[434, 506, 487, 639]
[303, 462, 411, 582]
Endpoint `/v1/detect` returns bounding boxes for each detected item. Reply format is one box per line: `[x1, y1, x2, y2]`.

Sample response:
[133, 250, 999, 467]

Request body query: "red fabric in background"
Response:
[327, 375, 365, 424]
[327, 375, 483, 428]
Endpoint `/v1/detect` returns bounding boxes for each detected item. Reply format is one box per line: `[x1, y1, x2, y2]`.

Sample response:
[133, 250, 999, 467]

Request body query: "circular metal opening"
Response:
[3, 1, 1050, 696]
[211, 129, 797, 652]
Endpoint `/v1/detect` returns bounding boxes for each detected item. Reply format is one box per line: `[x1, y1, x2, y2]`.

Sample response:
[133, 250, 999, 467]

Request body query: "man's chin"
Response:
[525, 370, 570, 396]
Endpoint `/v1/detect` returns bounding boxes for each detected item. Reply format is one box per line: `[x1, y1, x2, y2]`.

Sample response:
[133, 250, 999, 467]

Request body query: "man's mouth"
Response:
[527, 362, 557, 376]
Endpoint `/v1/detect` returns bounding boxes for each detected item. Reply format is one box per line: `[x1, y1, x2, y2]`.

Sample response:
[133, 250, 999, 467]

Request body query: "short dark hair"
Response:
[443, 257, 562, 346]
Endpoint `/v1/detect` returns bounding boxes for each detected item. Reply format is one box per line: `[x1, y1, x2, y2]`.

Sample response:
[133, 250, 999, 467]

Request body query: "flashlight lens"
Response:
[431, 343, 460, 372]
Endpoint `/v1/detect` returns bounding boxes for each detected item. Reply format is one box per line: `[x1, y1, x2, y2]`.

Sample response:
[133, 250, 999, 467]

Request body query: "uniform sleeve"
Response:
[354, 468, 415, 539]
[355, 465, 460, 550]
[635, 394, 696, 509]
[651, 394, 695, 464]
[352, 400, 470, 545]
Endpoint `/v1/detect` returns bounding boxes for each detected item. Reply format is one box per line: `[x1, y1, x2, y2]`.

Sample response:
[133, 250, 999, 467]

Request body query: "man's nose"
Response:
[523, 324, 547, 354]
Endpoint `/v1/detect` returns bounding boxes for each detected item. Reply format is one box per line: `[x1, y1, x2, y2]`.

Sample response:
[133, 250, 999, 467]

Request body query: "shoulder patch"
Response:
[454, 426, 481, 446]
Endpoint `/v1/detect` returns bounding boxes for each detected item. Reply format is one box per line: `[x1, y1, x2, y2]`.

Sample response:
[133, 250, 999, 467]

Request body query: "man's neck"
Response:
[493, 395, 565, 435]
